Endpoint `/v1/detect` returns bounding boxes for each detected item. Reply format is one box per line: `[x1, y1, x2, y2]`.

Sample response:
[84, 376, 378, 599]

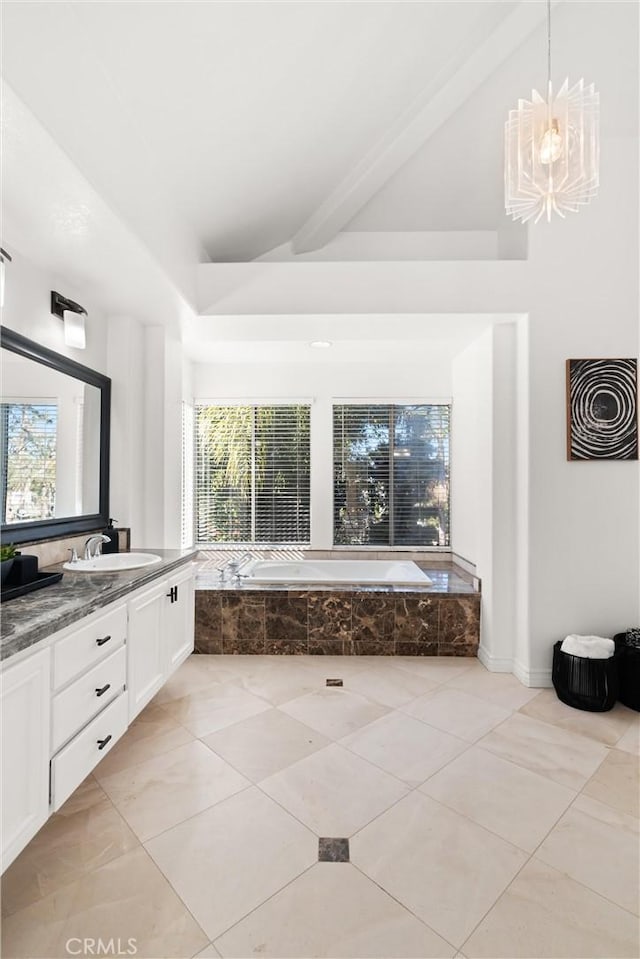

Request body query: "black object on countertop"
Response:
[101, 519, 120, 554]
[9, 554, 40, 585]
[1, 571, 63, 603]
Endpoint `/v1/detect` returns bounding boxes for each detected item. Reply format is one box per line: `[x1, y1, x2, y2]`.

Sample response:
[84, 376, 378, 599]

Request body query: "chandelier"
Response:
[504, 0, 599, 223]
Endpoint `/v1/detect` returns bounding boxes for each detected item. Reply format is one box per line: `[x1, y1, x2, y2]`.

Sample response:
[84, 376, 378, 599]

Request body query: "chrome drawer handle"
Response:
[97, 735, 112, 751]
[96, 635, 111, 647]
[95, 683, 111, 697]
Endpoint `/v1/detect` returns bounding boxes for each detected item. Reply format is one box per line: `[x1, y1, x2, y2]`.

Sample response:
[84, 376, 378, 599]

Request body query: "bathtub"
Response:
[242, 559, 432, 586]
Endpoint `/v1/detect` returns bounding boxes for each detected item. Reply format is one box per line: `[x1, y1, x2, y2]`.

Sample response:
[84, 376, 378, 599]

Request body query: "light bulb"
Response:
[539, 118, 562, 164]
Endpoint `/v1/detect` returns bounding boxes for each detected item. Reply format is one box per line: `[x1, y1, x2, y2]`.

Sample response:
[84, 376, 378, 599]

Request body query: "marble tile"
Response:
[351, 791, 527, 948]
[221, 592, 265, 645]
[0, 846, 208, 959]
[437, 643, 479, 657]
[194, 945, 221, 958]
[232, 661, 321, 705]
[94, 703, 193, 780]
[194, 591, 222, 654]
[265, 592, 308, 644]
[402, 687, 510, 743]
[446, 667, 541, 711]
[478, 711, 609, 790]
[614, 718, 640, 756]
[583, 748, 640, 817]
[264, 638, 309, 654]
[420, 746, 575, 852]
[279, 686, 390, 740]
[145, 787, 316, 942]
[260, 743, 409, 836]
[395, 640, 439, 656]
[202, 707, 330, 781]
[536, 794, 640, 915]
[308, 592, 352, 644]
[98, 740, 250, 841]
[392, 657, 479, 683]
[341, 711, 468, 786]
[151, 655, 222, 704]
[345, 663, 439, 707]
[222, 637, 266, 653]
[519, 688, 636, 746]
[352, 639, 396, 655]
[160, 681, 271, 737]
[394, 594, 439, 644]
[214, 863, 455, 958]
[1, 777, 138, 917]
[463, 858, 640, 958]
[308, 638, 346, 655]
[352, 594, 395, 643]
[438, 596, 480, 647]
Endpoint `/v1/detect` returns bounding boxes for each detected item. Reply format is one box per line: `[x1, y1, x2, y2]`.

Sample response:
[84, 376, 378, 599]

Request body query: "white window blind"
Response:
[194, 404, 310, 545]
[1, 402, 58, 524]
[333, 403, 450, 547]
[181, 402, 194, 548]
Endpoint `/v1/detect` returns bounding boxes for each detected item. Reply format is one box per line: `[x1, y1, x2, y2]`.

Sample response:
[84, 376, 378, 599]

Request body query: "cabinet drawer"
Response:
[53, 605, 127, 690]
[51, 692, 128, 811]
[51, 645, 126, 753]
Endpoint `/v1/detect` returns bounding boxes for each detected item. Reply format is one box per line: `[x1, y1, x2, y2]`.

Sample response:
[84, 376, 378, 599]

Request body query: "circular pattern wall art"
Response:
[566, 358, 638, 460]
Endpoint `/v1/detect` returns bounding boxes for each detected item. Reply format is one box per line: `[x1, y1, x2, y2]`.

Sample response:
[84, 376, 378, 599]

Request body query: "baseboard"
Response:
[477, 646, 514, 673]
[513, 658, 553, 688]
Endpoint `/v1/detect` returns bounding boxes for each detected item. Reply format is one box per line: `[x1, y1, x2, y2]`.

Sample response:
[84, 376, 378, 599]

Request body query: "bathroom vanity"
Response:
[0, 549, 196, 872]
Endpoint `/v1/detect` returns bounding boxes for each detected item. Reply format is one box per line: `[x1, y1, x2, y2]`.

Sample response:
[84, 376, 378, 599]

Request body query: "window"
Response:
[0, 402, 58, 524]
[333, 403, 450, 547]
[194, 404, 310, 545]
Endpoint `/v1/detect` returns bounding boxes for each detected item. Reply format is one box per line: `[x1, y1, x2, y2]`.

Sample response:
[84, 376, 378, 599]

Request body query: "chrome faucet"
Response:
[84, 534, 111, 560]
[223, 552, 253, 580]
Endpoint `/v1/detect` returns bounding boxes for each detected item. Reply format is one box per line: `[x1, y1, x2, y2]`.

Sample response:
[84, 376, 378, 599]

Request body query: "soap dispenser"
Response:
[100, 519, 120, 554]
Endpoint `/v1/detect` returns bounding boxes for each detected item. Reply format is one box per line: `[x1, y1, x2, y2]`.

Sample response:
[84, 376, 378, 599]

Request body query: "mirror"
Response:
[0, 328, 111, 544]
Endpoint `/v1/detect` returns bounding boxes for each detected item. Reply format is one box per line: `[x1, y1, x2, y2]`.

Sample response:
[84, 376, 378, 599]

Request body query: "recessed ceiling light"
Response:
[310, 340, 332, 349]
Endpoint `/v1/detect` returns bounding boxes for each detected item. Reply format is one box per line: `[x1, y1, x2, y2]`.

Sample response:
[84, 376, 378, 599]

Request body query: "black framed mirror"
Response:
[0, 328, 111, 544]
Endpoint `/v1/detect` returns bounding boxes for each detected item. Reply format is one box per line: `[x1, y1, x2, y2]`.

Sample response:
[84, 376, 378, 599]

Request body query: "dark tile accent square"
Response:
[309, 640, 345, 656]
[326, 678, 343, 687]
[194, 592, 222, 654]
[221, 592, 265, 645]
[318, 837, 350, 862]
[394, 594, 439, 644]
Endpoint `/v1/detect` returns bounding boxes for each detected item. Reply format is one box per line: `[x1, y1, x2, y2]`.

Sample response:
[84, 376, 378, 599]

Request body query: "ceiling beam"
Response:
[291, 0, 560, 254]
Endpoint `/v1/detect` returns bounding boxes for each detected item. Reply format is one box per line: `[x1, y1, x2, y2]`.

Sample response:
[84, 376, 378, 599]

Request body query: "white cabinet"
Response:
[1, 561, 195, 871]
[0, 648, 51, 871]
[127, 566, 196, 721]
[165, 565, 195, 674]
[127, 580, 168, 722]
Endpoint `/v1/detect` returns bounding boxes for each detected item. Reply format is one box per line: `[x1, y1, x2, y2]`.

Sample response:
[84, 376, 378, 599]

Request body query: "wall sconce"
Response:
[51, 291, 87, 349]
[0, 247, 12, 309]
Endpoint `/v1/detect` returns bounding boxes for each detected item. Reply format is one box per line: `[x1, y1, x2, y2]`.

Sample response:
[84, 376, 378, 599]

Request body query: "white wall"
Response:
[193, 351, 454, 551]
[2, 249, 108, 374]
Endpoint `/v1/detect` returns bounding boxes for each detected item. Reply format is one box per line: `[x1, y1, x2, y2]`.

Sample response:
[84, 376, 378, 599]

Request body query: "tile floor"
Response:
[1, 654, 639, 959]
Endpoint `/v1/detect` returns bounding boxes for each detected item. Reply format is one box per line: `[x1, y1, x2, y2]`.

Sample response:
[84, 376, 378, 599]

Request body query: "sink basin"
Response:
[63, 552, 162, 573]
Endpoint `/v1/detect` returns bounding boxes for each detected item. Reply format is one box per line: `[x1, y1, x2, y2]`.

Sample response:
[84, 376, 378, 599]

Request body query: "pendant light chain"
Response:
[547, 0, 552, 91]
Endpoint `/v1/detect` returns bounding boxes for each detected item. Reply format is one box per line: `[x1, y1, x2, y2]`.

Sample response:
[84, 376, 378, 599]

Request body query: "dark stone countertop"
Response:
[1, 548, 198, 664]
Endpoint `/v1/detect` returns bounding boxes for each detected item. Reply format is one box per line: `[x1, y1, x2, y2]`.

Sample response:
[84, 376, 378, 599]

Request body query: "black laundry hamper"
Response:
[552, 640, 621, 712]
[613, 630, 640, 712]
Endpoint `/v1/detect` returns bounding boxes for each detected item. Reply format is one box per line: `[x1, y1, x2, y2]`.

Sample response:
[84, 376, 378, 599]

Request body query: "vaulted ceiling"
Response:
[2, 1, 638, 286]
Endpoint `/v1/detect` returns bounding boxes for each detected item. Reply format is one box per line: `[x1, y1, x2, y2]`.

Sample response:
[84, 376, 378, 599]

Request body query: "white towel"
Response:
[560, 634, 615, 659]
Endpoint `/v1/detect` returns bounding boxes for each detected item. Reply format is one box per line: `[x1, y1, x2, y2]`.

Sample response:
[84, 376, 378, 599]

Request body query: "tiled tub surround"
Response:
[1, 548, 198, 661]
[195, 566, 480, 656]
